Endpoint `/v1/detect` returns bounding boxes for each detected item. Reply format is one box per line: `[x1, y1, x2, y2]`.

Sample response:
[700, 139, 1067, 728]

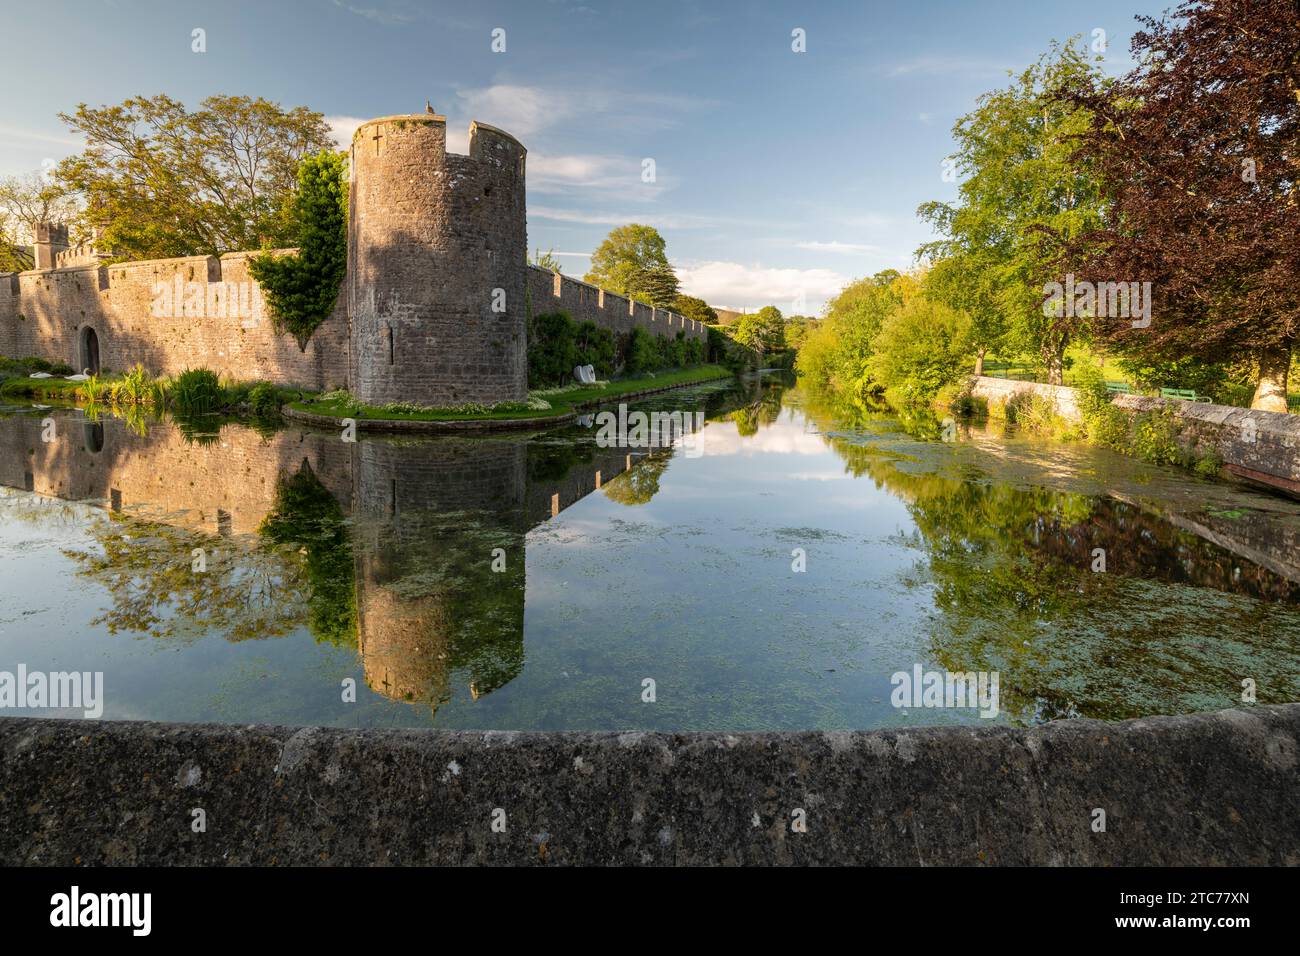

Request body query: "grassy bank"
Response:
[0, 376, 84, 401]
[0, 358, 314, 421]
[288, 364, 733, 423]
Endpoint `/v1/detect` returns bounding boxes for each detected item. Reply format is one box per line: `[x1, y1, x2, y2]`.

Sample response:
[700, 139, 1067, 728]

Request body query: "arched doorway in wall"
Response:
[78, 326, 101, 375]
[82, 421, 104, 454]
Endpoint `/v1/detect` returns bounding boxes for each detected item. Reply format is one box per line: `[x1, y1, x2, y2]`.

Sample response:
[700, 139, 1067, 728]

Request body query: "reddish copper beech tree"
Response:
[1062, 0, 1299, 411]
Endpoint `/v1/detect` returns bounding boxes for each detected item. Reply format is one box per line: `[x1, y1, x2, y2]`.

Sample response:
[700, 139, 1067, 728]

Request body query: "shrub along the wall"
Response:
[623, 327, 660, 376]
[528, 310, 579, 388]
[574, 321, 616, 378]
[532, 311, 707, 386]
[172, 368, 223, 414]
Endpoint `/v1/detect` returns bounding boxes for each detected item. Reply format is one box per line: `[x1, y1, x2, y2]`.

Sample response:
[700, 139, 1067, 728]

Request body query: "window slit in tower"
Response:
[387, 325, 395, 365]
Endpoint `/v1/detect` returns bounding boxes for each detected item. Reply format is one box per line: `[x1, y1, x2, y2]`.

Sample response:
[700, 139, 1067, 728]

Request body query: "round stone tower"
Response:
[348, 114, 528, 407]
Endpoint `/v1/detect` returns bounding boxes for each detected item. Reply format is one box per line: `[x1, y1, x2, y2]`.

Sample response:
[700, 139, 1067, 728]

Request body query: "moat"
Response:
[2, 371, 1298, 730]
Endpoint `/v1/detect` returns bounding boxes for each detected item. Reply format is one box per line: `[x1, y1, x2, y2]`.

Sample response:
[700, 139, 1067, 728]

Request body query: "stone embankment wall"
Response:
[1, 704, 1297, 865]
[971, 375, 1300, 495]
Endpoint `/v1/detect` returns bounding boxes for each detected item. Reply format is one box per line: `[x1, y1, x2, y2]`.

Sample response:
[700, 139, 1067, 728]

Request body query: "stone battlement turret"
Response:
[348, 115, 528, 407]
[33, 222, 70, 270]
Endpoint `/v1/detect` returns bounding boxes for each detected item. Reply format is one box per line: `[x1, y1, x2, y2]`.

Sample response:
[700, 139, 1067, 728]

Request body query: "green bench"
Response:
[1159, 387, 1210, 402]
[1104, 381, 1132, 394]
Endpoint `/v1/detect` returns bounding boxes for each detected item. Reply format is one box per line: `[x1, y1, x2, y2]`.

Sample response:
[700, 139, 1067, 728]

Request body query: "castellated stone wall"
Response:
[349, 116, 528, 407]
[0, 112, 708, 403]
[0, 252, 349, 389]
[525, 266, 708, 347]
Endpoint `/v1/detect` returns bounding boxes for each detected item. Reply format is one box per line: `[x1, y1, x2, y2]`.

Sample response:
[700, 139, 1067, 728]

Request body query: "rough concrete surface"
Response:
[1, 705, 1297, 866]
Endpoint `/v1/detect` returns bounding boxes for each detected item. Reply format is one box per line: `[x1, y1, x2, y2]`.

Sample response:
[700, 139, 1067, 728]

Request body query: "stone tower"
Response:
[33, 222, 70, 270]
[348, 114, 528, 407]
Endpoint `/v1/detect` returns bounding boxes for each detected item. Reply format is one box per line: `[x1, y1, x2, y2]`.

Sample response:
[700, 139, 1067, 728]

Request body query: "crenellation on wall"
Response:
[525, 264, 705, 351]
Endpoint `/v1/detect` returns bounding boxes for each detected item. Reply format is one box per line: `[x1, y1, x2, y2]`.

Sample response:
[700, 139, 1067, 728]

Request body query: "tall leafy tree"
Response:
[733, 305, 787, 354]
[919, 39, 1108, 384]
[672, 294, 718, 325]
[584, 223, 680, 306]
[627, 261, 680, 307]
[0, 171, 82, 271]
[56, 94, 333, 261]
[796, 270, 905, 394]
[1063, 0, 1300, 411]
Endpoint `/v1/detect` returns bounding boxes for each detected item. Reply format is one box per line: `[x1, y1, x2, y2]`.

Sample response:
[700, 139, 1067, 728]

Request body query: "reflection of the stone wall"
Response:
[0, 410, 682, 716]
[0, 410, 351, 536]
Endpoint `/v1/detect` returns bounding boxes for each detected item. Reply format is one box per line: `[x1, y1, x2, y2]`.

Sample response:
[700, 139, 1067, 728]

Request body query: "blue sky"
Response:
[1, 0, 1167, 312]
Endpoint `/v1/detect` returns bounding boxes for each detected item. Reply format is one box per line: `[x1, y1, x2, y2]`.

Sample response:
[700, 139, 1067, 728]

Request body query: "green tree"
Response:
[672, 294, 718, 326]
[530, 247, 563, 272]
[733, 305, 786, 354]
[917, 39, 1108, 384]
[584, 223, 679, 307]
[782, 315, 816, 350]
[627, 262, 681, 308]
[795, 270, 905, 395]
[867, 295, 973, 405]
[56, 94, 334, 260]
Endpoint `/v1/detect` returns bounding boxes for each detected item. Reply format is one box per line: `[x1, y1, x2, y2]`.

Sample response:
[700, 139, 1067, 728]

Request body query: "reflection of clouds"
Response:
[698, 421, 828, 457]
[787, 471, 852, 482]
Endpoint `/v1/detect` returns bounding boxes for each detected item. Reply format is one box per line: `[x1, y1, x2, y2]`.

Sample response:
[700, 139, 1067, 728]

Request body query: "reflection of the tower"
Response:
[0, 399, 713, 715]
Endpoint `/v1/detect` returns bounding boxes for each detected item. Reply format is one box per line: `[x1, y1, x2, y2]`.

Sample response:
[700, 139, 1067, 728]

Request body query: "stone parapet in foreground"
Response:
[1, 705, 1297, 865]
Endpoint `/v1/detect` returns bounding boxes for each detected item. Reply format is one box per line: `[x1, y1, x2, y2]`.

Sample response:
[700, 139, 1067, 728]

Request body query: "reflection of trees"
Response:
[364, 506, 525, 709]
[58, 460, 359, 646]
[602, 452, 671, 506]
[728, 381, 784, 437]
[63, 513, 310, 643]
[259, 462, 357, 646]
[797, 382, 1300, 722]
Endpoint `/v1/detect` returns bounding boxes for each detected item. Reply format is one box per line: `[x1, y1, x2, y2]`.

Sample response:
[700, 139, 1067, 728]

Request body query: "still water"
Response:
[1, 372, 1297, 730]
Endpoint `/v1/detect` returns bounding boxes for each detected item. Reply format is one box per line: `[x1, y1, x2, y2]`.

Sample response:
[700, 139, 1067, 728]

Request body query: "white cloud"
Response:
[675, 260, 849, 312]
[448, 83, 714, 140]
[327, 117, 651, 197]
[325, 116, 366, 150]
[794, 240, 882, 255]
[0, 125, 82, 176]
[885, 55, 1013, 79]
[529, 205, 706, 229]
[0, 124, 80, 149]
[331, 1, 439, 25]
[453, 85, 558, 139]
